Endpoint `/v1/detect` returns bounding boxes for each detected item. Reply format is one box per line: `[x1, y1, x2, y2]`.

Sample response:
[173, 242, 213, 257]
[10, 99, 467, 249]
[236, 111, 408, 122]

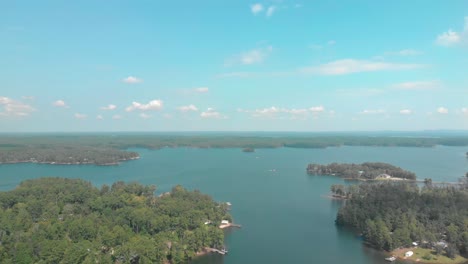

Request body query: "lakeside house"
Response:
[435, 241, 448, 248]
[377, 173, 392, 179]
[219, 220, 230, 228]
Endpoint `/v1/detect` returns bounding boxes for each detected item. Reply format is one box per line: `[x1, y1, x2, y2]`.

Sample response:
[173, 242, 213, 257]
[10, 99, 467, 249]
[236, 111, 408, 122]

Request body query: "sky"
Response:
[1, 0, 467, 132]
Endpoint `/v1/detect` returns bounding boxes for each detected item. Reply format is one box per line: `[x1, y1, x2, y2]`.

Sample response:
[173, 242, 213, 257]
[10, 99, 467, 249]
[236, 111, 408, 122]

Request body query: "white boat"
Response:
[385, 256, 396, 262]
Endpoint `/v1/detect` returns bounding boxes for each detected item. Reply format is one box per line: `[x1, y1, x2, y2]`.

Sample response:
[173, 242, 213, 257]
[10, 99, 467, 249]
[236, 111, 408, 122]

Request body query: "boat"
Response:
[385, 256, 396, 262]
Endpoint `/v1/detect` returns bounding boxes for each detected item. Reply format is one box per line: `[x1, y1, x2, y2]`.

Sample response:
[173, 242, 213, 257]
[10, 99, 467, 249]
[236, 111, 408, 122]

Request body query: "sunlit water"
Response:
[1, 146, 466, 264]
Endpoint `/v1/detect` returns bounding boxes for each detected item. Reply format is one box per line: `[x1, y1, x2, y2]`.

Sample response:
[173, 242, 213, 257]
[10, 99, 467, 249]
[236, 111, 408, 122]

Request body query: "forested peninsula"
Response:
[307, 162, 416, 180]
[0, 178, 231, 263]
[336, 180, 468, 263]
[1, 133, 468, 166]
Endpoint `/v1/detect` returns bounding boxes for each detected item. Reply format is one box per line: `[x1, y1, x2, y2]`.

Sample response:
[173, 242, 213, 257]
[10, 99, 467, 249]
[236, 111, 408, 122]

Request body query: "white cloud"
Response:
[53, 100, 68, 108]
[178, 104, 198, 112]
[194, 87, 209, 93]
[462, 108, 468, 116]
[251, 3, 263, 14]
[101, 104, 117, 110]
[74, 113, 87, 119]
[392, 80, 440, 90]
[360, 109, 386, 114]
[436, 107, 448, 114]
[242, 48, 269, 64]
[266, 6, 276, 17]
[139, 113, 151, 119]
[0, 96, 35, 117]
[122, 76, 143, 84]
[112, 115, 122, 120]
[96, 115, 104, 120]
[250, 106, 282, 117]
[436, 17, 468, 47]
[385, 49, 423, 56]
[286, 108, 308, 115]
[309, 40, 336, 50]
[310, 106, 325, 112]
[300, 59, 424, 75]
[126, 100, 163, 112]
[400, 109, 412, 115]
[225, 46, 273, 66]
[240, 106, 326, 119]
[200, 108, 226, 119]
[436, 30, 461, 46]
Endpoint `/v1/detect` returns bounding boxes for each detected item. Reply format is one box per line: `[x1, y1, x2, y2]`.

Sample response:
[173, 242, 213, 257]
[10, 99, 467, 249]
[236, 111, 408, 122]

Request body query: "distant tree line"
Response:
[0, 134, 467, 165]
[335, 181, 468, 259]
[0, 178, 231, 263]
[0, 146, 139, 166]
[307, 162, 416, 180]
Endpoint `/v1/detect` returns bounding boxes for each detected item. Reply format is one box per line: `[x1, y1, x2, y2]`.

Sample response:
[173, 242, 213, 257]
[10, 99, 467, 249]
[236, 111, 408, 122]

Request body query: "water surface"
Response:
[1, 146, 466, 264]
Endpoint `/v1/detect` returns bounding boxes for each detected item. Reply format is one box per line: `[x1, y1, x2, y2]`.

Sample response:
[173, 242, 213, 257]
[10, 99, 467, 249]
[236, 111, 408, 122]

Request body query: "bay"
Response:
[0, 146, 467, 264]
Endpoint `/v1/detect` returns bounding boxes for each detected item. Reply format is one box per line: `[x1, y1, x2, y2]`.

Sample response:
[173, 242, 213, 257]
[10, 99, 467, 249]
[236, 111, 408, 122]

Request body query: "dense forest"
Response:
[307, 162, 416, 180]
[0, 145, 139, 165]
[0, 178, 231, 263]
[335, 181, 468, 260]
[1, 133, 468, 165]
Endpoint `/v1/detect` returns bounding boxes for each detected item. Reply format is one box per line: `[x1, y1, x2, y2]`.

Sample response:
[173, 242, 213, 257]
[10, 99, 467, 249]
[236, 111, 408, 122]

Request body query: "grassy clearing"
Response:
[392, 247, 467, 264]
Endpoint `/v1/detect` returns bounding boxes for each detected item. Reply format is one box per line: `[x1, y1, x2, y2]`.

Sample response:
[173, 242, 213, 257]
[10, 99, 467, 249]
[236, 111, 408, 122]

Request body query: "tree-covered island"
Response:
[335, 181, 468, 263]
[0, 178, 233, 263]
[307, 162, 416, 180]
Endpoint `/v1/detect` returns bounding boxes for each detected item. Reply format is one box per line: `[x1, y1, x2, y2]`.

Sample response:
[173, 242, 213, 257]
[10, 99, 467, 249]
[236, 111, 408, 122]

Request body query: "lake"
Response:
[0, 146, 467, 264]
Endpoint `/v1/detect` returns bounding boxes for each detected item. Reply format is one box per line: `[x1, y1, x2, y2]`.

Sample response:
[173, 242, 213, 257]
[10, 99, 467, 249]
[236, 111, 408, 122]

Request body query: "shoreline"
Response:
[314, 175, 460, 186]
[0, 156, 140, 166]
[322, 194, 348, 200]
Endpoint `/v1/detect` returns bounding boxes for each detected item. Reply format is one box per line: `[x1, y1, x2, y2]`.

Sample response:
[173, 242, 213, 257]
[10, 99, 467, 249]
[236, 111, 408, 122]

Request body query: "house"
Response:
[204, 221, 212, 225]
[221, 220, 229, 225]
[377, 173, 392, 179]
[412, 242, 418, 246]
[405, 251, 413, 257]
[435, 241, 448, 248]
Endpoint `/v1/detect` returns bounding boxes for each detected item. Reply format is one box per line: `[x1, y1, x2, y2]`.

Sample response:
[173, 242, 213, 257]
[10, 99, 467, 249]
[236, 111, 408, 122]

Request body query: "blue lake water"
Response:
[0, 146, 467, 264]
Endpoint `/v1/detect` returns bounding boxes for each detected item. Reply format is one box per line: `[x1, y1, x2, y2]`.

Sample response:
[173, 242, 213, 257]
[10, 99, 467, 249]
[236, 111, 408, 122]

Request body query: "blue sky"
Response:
[1, 0, 467, 132]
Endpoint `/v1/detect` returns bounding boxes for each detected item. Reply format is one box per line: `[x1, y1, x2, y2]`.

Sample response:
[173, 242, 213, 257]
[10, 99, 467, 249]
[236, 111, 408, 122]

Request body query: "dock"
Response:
[206, 248, 228, 255]
[219, 223, 242, 229]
